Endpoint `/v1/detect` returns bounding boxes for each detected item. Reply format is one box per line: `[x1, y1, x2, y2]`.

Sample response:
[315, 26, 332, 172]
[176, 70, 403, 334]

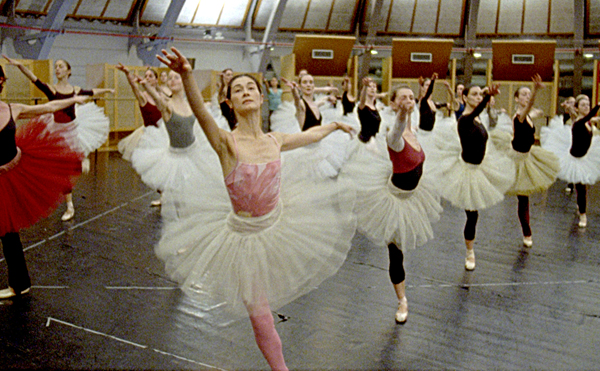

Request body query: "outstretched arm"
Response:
[517, 74, 543, 123]
[116, 63, 147, 106]
[574, 105, 600, 126]
[273, 122, 355, 151]
[358, 77, 371, 109]
[11, 95, 90, 119]
[139, 77, 169, 117]
[421, 73, 438, 103]
[441, 80, 459, 111]
[157, 47, 229, 157]
[3, 55, 39, 83]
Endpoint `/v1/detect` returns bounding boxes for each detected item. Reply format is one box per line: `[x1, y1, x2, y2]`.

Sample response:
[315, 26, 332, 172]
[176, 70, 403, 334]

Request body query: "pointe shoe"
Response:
[395, 297, 408, 324]
[565, 187, 573, 193]
[0, 287, 30, 299]
[523, 237, 533, 248]
[465, 249, 476, 271]
[579, 214, 587, 228]
[150, 199, 161, 207]
[61, 206, 75, 221]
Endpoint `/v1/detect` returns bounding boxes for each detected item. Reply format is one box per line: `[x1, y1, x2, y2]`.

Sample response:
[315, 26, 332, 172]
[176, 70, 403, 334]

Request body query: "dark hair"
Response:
[389, 85, 413, 102]
[226, 74, 263, 100]
[462, 84, 479, 99]
[146, 68, 158, 79]
[56, 59, 72, 77]
[514, 86, 529, 98]
[0, 65, 4, 93]
[455, 83, 464, 93]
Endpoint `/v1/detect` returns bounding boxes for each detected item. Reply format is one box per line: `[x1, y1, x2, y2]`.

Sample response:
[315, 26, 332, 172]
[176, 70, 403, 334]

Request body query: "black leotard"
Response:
[419, 80, 436, 131]
[358, 105, 381, 142]
[458, 94, 491, 165]
[301, 97, 321, 131]
[34, 80, 93, 123]
[570, 105, 600, 158]
[0, 105, 16, 166]
[511, 115, 535, 153]
[342, 91, 355, 116]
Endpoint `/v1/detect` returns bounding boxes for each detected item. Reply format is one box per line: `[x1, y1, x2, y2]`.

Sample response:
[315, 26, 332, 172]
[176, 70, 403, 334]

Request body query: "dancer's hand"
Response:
[532, 74, 544, 91]
[157, 47, 192, 74]
[484, 84, 500, 96]
[418, 76, 425, 86]
[2, 54, 21, 67]
[115, 63, 130, 74]
[362, 77, 372, 88]
[334, 122, 356, 136]
[430, 72, 439, 81]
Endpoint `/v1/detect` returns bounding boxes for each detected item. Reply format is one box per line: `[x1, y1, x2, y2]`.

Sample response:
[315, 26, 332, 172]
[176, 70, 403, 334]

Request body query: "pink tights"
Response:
[249, 304, 288, 371]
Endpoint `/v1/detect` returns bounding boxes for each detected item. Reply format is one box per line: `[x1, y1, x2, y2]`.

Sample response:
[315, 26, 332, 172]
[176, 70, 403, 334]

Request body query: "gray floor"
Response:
[1, 151, 599, 370]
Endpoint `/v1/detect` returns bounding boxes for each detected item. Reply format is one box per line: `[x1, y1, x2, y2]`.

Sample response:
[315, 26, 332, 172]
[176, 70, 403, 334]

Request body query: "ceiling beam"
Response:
[257, 0, 289, 73]
[462, 0, 480, 84]
[358, 0, 385, 79]
[13, 0, 78, 60]
[572, 0, 585, 96]
[131, 0, 186, 66]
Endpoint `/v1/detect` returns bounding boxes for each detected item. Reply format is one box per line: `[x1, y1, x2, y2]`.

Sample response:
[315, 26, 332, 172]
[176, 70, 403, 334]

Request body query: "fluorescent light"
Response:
[370, 49, 378, 55]
[584, 53, 594, 59]
[473, 52, 482, 58]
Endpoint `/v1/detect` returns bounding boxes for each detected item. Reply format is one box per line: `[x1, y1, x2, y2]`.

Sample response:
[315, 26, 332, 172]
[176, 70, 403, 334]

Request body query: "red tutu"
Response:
[0, 115, 83, 236]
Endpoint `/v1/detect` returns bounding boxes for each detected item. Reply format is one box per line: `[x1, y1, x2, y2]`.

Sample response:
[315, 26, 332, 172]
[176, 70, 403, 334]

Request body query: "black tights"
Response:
[388, 243, 405, 284]
[464, 210, 478, 241]
[576, 184, 587, 214]
[517, 195, 531, 237]
[1, 232, 31, 292]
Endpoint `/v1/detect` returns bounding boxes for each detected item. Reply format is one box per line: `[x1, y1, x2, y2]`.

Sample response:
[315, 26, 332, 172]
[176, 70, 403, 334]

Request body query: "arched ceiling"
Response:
[3, 0, 599, 41]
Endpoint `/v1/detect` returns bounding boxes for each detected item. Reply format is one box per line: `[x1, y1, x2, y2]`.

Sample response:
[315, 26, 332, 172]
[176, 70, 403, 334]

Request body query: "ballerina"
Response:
[541, 94, 600, 228]
[428, 84, 515, 270]
[490, 74, 559, 247]
[0, 64, 90, 299]
[357, 77, 382, 143]
[4, 55, 114, 221]
[344, 84, 442, 323]
[155, 47, 355, 371]
[115, 64, 168, 206]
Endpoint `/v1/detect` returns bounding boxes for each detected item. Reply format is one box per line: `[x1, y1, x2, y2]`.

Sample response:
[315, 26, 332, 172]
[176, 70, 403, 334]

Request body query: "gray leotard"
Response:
[166, 112, 196, 148]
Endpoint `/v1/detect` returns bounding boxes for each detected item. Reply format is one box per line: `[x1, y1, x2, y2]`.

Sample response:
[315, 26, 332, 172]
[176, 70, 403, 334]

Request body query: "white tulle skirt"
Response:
[343, 136, 442, 250]
[427, 124, 516, 210]
[490, 130, 559, 195]
[117, 126, 145, 162]
[130, 121, 221, 192]
[269, 100, 357, 178]
[540, 124, 600, 185]
[74, 103, 110, 156]
[415, 113, 457, 156]
[156, 151, 357, 325]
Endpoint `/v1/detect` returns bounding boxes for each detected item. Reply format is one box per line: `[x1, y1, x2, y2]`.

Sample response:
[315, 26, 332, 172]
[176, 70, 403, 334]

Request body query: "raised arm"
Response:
[313, 86, 338, 94]
[116, 64, 147, 106]
[574, 105, 600, 126]
[441, 80, 460, 111]
[358, 77, 371, 109]
[139, 76, 170, 116]
[517, 74, 543, 123]
[421, 73, 437, 103]
[281, 77, 305, 128]
[3, 55, 39, 83]
[386, 100, 411, 152]
[263, 79, 272, 94]
[157, 47, 229, 156]
[11, 95, 90, 119]
[274, 122, 355, 151]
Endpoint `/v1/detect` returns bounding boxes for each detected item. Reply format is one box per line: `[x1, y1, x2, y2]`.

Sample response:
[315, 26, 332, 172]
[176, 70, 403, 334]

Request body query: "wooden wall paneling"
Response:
[291, 35, 356, 77]
[279, 53, 296, 102]
[491, 40, 556, 82]
[593, 59, 598, 106]
[391, 38, 453, 79]
[382, 56, 392, 100]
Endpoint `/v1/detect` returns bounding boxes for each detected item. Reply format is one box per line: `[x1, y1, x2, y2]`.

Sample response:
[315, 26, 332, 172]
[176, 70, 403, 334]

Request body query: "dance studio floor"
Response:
[1, 151, 599, 370]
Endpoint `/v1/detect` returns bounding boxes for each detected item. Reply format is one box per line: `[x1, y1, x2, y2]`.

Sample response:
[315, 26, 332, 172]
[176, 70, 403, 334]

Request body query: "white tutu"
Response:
[490, 130, 559, 195]
[131, 120, 221, 192]
[269, 101, 301, 133]
[415, 114, 457, 156]
[427, 124, 516, 210]
[74, 103, 110, 156]
[208, 93, 232, 131]
[548, 114, 568, 129]
[541, 124, 600, 184]
[343, 136, 442, 250]
[117, 126, 144, 161]
[156, 151, 357, 325]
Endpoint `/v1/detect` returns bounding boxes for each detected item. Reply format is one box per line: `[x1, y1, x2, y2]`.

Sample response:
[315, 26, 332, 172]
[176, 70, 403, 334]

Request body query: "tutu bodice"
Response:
[458, 95, 491, 165]
[165, 112, 196, 148]
[302, 97, 322, 130]
[33, 80, 93, 123]
[358, 104, 381, 142]
[512, 115, 535, 153]
[570, 106, 600, 158]
[140, 101, 161, 127]
[225, 134, 281, 217]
